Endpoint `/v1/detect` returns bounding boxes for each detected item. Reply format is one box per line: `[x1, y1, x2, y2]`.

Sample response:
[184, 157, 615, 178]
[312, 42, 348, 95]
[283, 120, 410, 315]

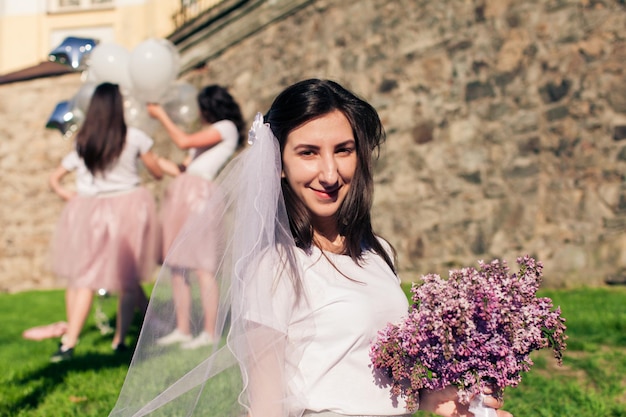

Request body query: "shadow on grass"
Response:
[3, 310, 145, 416]
[7, 348, 132, 415]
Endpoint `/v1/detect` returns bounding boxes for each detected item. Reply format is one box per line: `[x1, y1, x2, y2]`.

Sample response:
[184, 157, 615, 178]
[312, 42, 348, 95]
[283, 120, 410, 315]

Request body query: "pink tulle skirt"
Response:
[160, 173, 221, 272]
[51, 187, 160, 292]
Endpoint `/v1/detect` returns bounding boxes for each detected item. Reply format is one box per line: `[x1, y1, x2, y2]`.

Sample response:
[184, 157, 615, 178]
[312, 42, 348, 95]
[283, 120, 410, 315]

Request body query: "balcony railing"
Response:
[172, 0, 228, 28]
[47, 0, 114, 14]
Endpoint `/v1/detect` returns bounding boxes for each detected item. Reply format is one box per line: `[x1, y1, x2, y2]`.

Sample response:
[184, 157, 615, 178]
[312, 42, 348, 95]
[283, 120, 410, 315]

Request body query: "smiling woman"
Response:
[280, 110, 357, 247]
[110, 79, 513, 417]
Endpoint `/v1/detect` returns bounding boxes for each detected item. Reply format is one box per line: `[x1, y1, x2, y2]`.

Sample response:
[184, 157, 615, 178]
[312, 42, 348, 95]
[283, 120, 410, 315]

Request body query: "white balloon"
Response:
[68, 108, 85, 138]
[162, 82, 199, 129]
[71, 82, 97, 114]
[88, 43, 133, 89]
[129, 38, 179, 103]
[123, 94, 159, 136]
[158, 38, 181, 81]
[80, 68, 99, 83]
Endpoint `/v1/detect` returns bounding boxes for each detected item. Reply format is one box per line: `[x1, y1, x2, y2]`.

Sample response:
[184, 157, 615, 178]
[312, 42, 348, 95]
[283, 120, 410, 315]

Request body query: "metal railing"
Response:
[172, 0, 228, 28]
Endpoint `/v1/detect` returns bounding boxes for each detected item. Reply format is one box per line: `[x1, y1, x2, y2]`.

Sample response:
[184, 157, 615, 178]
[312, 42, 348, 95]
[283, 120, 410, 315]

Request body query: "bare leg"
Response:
[196, 269, 218, 336]
[65, 288, 77, 326]
[112, 283, 150, 348]
[171, 271, 192, 335]
[63, 287, 94, 348]
[113, 288, 136, 348]
[135, 283, 149, 317]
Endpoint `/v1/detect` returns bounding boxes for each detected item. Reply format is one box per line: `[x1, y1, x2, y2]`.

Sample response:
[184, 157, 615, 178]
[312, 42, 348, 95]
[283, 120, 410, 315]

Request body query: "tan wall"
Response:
[0, 14, 44, 73]
[0, 0, 180, 74]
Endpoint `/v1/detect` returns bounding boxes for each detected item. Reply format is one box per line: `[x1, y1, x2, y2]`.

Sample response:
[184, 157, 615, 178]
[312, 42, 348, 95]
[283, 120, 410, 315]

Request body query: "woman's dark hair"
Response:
[197, 85, 246, 150]
[265, 79, 396, 274]
[75, 82, 127, 176]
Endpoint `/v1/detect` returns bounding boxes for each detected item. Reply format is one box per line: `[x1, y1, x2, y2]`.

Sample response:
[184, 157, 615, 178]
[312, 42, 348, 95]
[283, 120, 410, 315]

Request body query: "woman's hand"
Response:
[146, 103, 167, 120]
[49, 165, 75, 201]
[418, 386, 512, 417]
[140, 151, 164, 180]
[63, 190, 77, 201]
[155, 155, 183, 177]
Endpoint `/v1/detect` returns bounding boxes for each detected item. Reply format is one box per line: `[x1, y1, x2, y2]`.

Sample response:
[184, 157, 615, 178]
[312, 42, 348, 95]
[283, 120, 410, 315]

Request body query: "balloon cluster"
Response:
[45, 37, 200, 139]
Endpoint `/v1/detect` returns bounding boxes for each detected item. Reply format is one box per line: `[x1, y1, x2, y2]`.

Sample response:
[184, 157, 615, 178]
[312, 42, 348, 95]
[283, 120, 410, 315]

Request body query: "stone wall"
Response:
[185, 0, 626, 287]
[2, 0, 626, 291]
[0, 75, 179, 292]
[1, 74, 82, 292]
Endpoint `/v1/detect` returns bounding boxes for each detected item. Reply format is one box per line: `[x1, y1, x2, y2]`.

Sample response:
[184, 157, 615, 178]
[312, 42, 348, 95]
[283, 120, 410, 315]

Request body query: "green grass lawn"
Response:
[0, 285, 624, 416]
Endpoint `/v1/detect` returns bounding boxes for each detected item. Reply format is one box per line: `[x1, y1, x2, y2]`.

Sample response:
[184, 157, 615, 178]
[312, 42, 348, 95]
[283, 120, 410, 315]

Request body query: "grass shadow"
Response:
[6, 349, 133, 415]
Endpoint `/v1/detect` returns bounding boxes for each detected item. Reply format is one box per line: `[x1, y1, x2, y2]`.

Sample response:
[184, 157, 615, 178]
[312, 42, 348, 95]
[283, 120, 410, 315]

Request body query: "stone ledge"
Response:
[170, 0, 315, 73]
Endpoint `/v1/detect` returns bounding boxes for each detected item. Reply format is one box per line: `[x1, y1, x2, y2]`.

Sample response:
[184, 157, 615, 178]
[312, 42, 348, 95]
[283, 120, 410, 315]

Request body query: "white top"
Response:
[61, 127, 154, 195]
[186, 119, 239, 181]
[246, 241, 410, 416]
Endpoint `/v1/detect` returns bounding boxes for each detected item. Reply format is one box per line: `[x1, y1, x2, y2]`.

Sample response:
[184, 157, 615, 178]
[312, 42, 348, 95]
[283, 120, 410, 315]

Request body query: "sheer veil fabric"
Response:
[110, 113, 310, 417]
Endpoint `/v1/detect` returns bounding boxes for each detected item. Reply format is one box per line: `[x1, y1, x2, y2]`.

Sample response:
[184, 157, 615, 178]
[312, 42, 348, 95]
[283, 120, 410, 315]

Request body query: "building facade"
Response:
[0, 0, 181, 74]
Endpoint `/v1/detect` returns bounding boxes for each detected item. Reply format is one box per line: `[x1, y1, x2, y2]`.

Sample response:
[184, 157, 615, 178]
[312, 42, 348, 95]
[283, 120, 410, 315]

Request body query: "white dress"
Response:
[246, 242, 411, 416]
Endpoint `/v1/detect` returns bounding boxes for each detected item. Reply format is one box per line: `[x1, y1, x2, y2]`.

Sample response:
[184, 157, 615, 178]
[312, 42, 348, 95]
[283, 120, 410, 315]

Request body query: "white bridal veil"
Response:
[110, 113, 309, 417]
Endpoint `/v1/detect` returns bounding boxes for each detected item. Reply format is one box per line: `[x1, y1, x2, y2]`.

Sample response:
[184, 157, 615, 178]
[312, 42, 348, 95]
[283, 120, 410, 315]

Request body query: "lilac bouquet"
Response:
[370, 256, 567, 413]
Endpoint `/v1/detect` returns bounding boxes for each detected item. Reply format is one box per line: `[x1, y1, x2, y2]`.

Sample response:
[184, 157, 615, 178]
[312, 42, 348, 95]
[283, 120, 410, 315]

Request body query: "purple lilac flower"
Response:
[370, 256, 567, 413]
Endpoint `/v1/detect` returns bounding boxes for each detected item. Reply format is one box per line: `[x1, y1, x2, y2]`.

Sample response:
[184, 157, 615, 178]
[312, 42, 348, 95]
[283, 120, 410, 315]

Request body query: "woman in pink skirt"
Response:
[147, 85, 245, 349]
[49, 82, 163, 362]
